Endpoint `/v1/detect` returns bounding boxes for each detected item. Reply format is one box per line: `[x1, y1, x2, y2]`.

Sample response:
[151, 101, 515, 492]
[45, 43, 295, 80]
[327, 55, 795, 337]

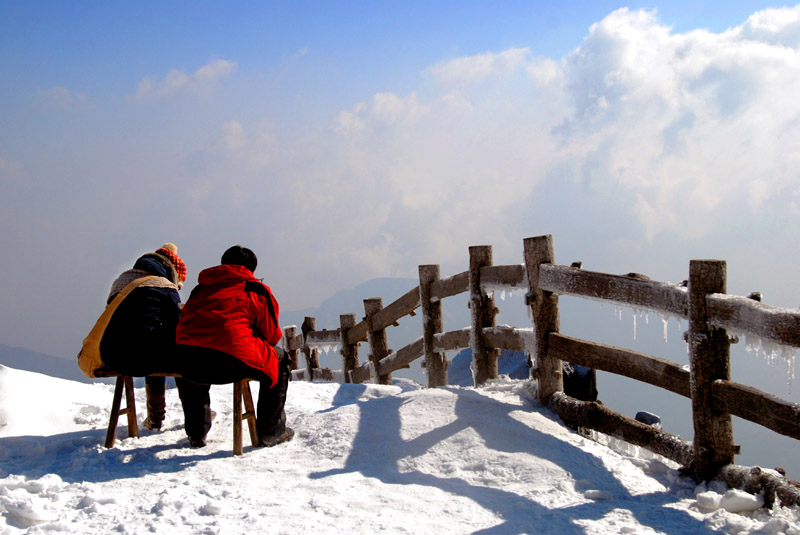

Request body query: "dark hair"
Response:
[221, 245, 257, 273]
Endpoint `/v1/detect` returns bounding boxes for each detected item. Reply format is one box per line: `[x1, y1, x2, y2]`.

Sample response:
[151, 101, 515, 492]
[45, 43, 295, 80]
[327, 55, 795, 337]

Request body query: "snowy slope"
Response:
[0, 365, 798, 534]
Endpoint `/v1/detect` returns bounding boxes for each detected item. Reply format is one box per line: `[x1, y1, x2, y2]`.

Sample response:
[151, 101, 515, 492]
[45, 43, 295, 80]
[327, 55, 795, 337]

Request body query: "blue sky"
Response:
[1, 1, 800, 364]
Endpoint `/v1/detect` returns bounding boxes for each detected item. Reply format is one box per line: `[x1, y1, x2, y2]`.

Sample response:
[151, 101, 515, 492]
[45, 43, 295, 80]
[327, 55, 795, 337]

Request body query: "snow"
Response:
[1, 364, 799, 534]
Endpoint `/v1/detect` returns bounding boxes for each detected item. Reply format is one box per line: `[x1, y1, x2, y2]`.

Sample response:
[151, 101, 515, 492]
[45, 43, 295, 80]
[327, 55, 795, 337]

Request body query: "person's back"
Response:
[175, 245, 292, 449]
[101, 251, 183, 376]
[100, 243, 187, 431]
[176, 262, 281, 382]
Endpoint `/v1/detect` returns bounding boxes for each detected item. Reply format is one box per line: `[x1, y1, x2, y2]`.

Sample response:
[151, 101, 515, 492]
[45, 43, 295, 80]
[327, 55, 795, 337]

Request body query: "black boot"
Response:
[144, 377, 166, 430]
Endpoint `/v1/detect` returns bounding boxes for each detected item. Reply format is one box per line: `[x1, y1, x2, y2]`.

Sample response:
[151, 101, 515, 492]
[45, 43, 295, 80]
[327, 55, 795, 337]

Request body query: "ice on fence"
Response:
[725, 327, 797, 386]
[605, 303, 685, 345]
[305, 341, 342, 356]
[481, 269, 528, 302]
[304, 329, 344, 356]
[367, 361, 378, 383]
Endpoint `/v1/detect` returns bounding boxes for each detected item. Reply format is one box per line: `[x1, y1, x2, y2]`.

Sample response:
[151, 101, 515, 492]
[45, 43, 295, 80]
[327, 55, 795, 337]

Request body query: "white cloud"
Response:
[736, 4, 800, 47]
[134, 59, 237, 99]
[74, 4, 800, 306]
[554, 6, 800, 238]
[429, 47, 530, 83]
[34, 86, 89, 111]
[296, 5, 800, 281]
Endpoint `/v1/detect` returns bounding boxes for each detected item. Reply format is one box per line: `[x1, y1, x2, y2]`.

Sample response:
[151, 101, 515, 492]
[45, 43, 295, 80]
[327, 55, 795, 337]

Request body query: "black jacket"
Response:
[99, 254, 182, 375]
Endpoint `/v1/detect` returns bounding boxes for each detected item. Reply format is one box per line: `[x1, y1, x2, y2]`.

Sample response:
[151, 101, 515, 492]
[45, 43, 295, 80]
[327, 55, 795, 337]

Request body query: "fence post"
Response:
[364, 297, 392, 385]
[283, 325, 300, 371]
[339, 313, 359, 383]
[469, 245, 499, 386]
[419, 264, 447, 387]
[302, 317, 321, 378]
[523, 235, 563, 404]
[688, 259, 734, 481]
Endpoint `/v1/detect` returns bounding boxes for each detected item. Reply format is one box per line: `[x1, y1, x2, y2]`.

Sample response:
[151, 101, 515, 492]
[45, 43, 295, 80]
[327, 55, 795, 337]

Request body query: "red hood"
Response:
[197, 264, 256, 286]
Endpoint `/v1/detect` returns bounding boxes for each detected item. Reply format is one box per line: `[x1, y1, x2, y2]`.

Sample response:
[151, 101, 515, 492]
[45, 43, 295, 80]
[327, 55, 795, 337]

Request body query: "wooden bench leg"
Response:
[124, 376, 139, 438]
[233, 379, 258, 455]
[104, 375, 139, 449]
[105, 376, 125, 448]
[233, 381, 243, 455]
[242, 380, 259, 447]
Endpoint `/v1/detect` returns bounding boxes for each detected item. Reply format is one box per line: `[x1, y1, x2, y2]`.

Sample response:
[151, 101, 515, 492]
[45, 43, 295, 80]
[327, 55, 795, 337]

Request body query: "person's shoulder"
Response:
[243, 279, 270, 298]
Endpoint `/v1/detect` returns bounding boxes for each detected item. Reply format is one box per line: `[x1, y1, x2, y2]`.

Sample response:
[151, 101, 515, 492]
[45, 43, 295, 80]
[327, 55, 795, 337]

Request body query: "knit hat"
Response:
[155, 243, 187, 287]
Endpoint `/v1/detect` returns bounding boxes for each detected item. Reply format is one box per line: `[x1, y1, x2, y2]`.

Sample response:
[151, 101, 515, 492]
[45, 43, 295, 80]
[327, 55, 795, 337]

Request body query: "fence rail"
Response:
[283, 234, 800, 507]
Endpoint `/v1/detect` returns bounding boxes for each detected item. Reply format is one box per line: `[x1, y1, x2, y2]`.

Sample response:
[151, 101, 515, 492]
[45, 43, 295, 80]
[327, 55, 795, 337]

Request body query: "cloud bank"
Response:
[4, 6, 800, 359]
[200, 6, 800, 280]
[134, 59, 237, 100]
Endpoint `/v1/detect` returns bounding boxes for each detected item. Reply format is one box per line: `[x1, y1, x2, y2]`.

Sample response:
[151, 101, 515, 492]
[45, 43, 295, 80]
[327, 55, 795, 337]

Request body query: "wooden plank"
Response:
[345, 320, 369, 346]
[548, 333, 691, 398]
[717, 465, 800, 508]
[433, 329, 471, 352]
[480, 264, 526, 289]
[310, 368, 337, 382]
[372, 286, 422, 331]
[706, 293, 800, 348]
[305, 329, 342, 345]
[377, 338, 425, 376]
[712, 380, 800, 440]
[539, 264, 689, 318]
[483, 327, 531, 352]
[349, 363, 370, 384]
[548, 392, 694, 467]
[291, 369, 308, 381]
[349, 338, 426, 383]
[430, 271, 469, 300]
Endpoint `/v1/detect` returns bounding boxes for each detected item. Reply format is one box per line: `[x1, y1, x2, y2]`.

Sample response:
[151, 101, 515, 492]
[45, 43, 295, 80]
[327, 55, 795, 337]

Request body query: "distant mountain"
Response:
[281, 277, 419, 331]
[0, 344, 104, 384]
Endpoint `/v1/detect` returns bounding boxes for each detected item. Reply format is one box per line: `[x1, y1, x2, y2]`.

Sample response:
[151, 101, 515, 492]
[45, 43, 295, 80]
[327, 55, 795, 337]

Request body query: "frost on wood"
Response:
[715, 465, 800, 508]
[707, 293, 800, 349]
[706, 293, 799, 385]
[537, 264, 689, 318]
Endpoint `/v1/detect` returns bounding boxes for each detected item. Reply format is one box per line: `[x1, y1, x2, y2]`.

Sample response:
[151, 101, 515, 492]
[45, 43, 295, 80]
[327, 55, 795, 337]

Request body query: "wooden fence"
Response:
[282, 235, 800, 506]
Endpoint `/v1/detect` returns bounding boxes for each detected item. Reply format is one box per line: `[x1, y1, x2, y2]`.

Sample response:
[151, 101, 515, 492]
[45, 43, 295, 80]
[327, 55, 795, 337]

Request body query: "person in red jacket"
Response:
[175, 245, 293, 448]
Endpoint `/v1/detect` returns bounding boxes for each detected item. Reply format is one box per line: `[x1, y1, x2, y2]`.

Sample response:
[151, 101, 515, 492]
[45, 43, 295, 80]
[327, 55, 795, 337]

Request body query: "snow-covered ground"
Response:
[0, 364, 798, 534]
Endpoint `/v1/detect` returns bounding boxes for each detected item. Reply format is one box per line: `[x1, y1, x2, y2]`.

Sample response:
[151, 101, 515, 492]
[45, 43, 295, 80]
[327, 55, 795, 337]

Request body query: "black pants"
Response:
[175, 346, 290, 440]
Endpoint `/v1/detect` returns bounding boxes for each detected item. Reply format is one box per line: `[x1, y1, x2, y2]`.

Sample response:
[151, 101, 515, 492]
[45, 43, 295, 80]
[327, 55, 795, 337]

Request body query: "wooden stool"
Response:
[103, 374, 259, 455]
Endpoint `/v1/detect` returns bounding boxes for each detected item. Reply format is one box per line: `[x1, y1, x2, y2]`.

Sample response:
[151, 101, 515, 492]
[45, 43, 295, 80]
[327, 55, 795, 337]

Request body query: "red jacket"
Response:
[176, 264, 282, 383]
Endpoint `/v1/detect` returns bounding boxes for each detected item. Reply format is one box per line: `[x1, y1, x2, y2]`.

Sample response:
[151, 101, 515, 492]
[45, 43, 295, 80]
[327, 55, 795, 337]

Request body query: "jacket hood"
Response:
[134, 253, 178, 283]
[197, 264, 256, 286]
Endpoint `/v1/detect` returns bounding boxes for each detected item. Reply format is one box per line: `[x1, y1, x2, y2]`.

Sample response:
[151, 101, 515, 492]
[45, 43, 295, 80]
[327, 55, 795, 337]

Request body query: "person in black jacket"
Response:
[100, 243, 186, 430]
